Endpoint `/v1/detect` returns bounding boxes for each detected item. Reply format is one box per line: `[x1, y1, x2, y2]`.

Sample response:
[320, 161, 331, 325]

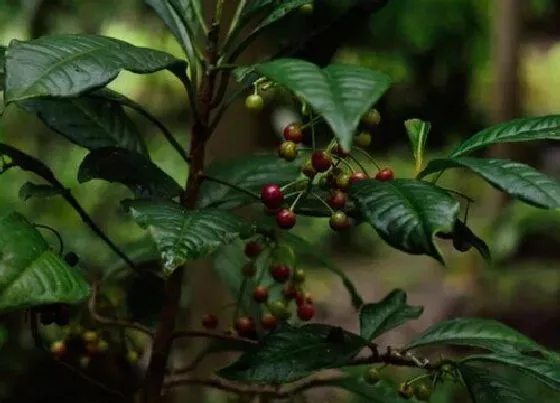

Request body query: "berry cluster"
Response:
[364, 367, 433, 401]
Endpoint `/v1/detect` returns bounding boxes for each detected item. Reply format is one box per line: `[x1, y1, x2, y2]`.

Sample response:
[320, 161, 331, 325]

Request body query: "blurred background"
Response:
[1, 0, 560, 401]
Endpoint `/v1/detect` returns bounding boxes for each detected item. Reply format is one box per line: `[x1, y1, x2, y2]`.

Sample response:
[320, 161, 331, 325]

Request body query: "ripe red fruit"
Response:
[297, 303, 315, 321]
[260, 184, 284, 209]
[244, 241, 262, 258]
[278, 141, 298, 161]
[328, 190, 346, 210]
[282, 283, 297, 299]
[253, 286, 269, 303]
[235, 316, 256, 337]
[261, 313, 278, 330]
[375, 168, 394, 182]
[270, 264, 291, 283]
[349, 172, 368, 184]
[295, 291, 313, 306]
[201, 313, 218, 329]
[330, 211, 350, 231]
[283, 123, 304, 143]
[311, 151, 332, 173]
[275, 209, 296, 229]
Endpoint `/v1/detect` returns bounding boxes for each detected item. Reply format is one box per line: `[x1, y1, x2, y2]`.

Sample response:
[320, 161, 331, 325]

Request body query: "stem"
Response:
[347, 154, 369, 175]
[351, 147, 381, 170]
[201, 174, 260, 201]
[34, 224, 64, 255]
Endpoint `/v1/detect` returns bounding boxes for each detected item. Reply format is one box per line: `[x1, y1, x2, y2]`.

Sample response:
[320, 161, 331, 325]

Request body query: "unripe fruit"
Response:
[235, 316, 256, 337]
[330, 211, 350, 231]
[270, 264, 291, 283]
[328, 190, 346, 210]
[295, 291, 313, 306]
[301, 160, 316, 178]
[311, 151, 332, 173]
[334, 173, 350, 192]
[292, 268, 306, 284]
[278, 141, 298, 162]
[299, 3, 313, 14]
[349, 172, 368, 184]
[50, 340, 66, 357]
[398, 382, 414, 399]
[261, 313, 278, 330]
[79, 355, 90, 369]
[201, 313, 219, 329]
[414, 383, 433, 401]
[375, 168, 394, 182]
[253, 286, 269, 303]
[361, 108, 381, 127]
[83, 331, 98, 343]
[245, 94, 264, 111]
[283, 123, 304, 144]
[275, 209, 296, 229]
[364, 367, 382, 384]
[268, 300, 290, 320]
[241, 262, 256, 277]
[127, 350, 139, 363]
[260, 184, 284, 209]
[98, 339, 109, 352]
[244, 241, 262, 258]
[297, 303, 315, 321]
[355, 132, 372, 148]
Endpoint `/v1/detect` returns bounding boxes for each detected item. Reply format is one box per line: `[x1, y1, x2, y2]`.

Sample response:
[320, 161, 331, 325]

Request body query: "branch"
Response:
[89, 281, 154, 337]
[171, 329, 258, 346]
[200, 174, 260, 202]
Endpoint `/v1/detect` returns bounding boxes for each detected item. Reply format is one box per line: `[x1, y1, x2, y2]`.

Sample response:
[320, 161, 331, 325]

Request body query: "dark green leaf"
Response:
[404, 119, 430, 173]
[459, 363, 528, 403]
[0, 143, 58, 183]
[198, 154, 303, 209]
[218, 323, 366, 383]
[405, 318, 546, 355]
[419, 157, 560, 209]
[17, 95, 147, 154]
[349, 178, 460, 263]
[250, 60, 390, 151]
[78, 147, 182, 199]
[332, 366, 409, 403]
[19, 182, 64, 201]
[359, 289, 423, 341]
[280, 231, 364, 309]
[0, 327, 5, 349]
[5, 34, 187, 102]
[0, 211, 90, 313]
[124, 200, 249, 275]
[462, 354, 560, 392]
[436, 219, 491, 261]
[450, 115, 560, 158]
[0, 44, 6, 90]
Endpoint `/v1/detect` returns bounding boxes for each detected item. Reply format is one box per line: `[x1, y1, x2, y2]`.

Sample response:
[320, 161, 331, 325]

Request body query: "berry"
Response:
[301, 160, 316, 178]
[364, 367, 382, 384]
[349, 172, 368, 184]
[261, 313, 278, 331]
[260, 184, 284, 209]
[244, 241, 262, 258]
[235, 316, 256, 337]
[97, 339, 109, 352]
[414, 383, 433, 401]
[283, 123, 304, 143]
[334, 173, 350, 192]
[85, 342, 99, 354]
[278, 141, 298, 162]
[241, 262, 256, 277]
[79, 355, 90, 369]
[355, 132, 372, 148]
[275, 209, 296, 229]
[64, 251, 79, 266]
[332, 144, 350, 157]
[330, 211, 350, 231]
[50, 341, 66, 357]
[375, 168, 394, 182]
[268, 300, 290, 320]
[245, 94, 264, 111]
[311, 151, 332, 173]
[127, 350, 139, 363]
[83, 330, 98, 343]
[297, 303, 315, 321]
[300, 3, 313, 14]
[292, 268, 306, 284]
[328, 190, 346, 210]
[282, 283, 297, 299]
[201, 313, 219, 329]
[361, 108, 381, 127]
[398, 382, 414, 399]
[253, 286, 269, 303]
[295, 291, 313, 306]
[270, 264, 291, 283]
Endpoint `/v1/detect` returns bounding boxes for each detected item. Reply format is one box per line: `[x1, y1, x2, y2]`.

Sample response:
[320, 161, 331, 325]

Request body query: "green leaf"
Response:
[359, 289, 423, 341]
[450, 115, 560, 158]
[0, 143, 58, 183]
[197, 154, 303, 209]
[419, 157, 560, 210]
[332, 366, 409, 403]
[19, 182, 64, 202]
[405, 318, 546, 355]
[0, 45, 6, 90]
[280, 231, 364, 309]
[459, 363, 528, 403]
[4, 34, 187, 102]
[0, 211, 90, 313]
[462, 354, 560, 392]
[0, 327, 5, 349]
[349, 178, 460, 264]
[250, 60, 390, 151]
[17, 95, 147, 154]
[78, 147, 183, 199]
[404, 119, 430, 174]
[218, 323, 366, 383]
[124, 200, 249, 275]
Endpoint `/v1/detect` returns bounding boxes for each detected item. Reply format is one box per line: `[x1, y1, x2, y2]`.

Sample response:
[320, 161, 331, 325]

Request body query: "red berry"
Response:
[328, 190, 346, 210]
[244, 241, 262, 258]
[282, 283, 298, 299]
[311, 151, 332, 173]
[349, 172, 368, 184]
[270, 264, 291, 283]
[375, 168, 394, 182]
[295, 291, 313, 306]
[253, 286, 269, 303]
[201, 313, 218, 329]
[261, 184, 284, 209]
[278, 141, 298, 161]
[50, 341, 66, 357]
[283, 123, 304, 143]
[297, 303, 315, 321]
[261, 313, 278, 330]
[275, 209, 296, 229]
[330, 211, 350, 231]
[332, 144, 350, 157]
[235, 316, 256, 337]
